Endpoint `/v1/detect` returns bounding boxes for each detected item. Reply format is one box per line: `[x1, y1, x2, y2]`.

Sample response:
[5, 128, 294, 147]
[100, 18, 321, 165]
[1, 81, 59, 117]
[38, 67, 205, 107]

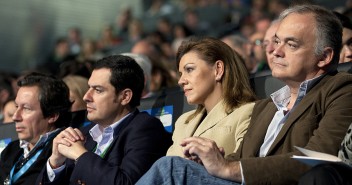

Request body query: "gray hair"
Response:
[120, 53, 152, 91]
[278, 4, 342, 69]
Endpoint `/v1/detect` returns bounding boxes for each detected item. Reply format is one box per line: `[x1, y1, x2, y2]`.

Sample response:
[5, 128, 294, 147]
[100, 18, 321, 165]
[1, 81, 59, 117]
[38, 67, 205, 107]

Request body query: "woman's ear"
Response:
[215, 60, 225, 82]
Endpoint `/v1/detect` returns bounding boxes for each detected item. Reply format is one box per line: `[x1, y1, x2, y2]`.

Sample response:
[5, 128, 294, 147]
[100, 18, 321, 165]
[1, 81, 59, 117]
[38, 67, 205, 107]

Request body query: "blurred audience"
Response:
[67, 27, 82, 56]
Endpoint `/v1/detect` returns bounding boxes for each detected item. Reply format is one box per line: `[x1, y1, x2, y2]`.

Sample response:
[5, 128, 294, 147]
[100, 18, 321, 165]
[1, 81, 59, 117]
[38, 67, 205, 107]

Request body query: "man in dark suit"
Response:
[0, 73, 72, 185]
[135, 4, 352, 185]
[39, 55, 172, 185]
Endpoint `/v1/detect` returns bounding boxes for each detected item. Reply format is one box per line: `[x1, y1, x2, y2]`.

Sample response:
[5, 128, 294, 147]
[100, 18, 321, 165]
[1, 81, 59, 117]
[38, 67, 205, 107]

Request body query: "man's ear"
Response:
[48, 113, 59, 124]
[317, 47, 334, 68]
[214, 60, 225, 82]
[120, 88, 133, 106]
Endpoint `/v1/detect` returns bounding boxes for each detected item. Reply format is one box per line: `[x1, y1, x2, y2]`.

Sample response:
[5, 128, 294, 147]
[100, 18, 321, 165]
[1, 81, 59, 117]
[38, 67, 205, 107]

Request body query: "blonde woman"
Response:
[62, 75, 89, 128]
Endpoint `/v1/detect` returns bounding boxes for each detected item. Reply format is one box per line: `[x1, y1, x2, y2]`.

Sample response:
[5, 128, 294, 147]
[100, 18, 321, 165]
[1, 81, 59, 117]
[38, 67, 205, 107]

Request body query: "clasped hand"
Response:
[50, 127, 87, 167]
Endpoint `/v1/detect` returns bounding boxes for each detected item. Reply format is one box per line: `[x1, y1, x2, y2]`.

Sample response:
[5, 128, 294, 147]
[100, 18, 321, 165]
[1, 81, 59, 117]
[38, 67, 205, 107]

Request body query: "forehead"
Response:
[277, 13, 316, 39]
[342, 28, 352, 42]
[89, 68, 112, 86]
[250, 32, 264, 41]
[179, 52, 208, 69]
[16, 86, 40, 104]
[264, 23, 279, 40]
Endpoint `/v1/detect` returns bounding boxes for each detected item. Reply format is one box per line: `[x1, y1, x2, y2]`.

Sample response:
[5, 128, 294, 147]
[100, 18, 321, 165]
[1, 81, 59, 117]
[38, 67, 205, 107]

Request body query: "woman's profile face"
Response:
[178, 51, 219, 106]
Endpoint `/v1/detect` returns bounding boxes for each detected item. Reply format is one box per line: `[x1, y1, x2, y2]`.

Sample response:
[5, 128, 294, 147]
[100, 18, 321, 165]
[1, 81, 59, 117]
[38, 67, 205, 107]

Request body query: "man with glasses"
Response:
[248, 31, 269, 74]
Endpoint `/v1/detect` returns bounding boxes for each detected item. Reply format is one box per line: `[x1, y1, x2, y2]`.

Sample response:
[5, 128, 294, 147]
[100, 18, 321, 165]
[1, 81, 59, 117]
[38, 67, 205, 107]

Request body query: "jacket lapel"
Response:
[193, 100, 228, 136]
[242, 101, 277, 157]
[266, 74, 331, 154]
[84, 110, 139, 157]
[85, 136, 97, 152]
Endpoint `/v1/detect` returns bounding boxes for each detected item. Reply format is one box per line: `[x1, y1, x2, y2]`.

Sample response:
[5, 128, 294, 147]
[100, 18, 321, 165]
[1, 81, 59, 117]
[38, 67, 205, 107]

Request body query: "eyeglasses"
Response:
[251, 39, 263, 46]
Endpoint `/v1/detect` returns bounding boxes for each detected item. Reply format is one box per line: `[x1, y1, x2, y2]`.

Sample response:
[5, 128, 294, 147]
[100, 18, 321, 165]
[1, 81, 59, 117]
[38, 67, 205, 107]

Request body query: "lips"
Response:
[183, 89, 191, 96]
[16, 126, 25, 132]
[86, 105, 96, 112]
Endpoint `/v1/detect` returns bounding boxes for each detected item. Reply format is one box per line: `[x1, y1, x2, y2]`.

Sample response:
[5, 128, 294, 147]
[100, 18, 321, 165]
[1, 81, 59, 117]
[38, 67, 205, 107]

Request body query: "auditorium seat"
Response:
[138, 86, 196, 133]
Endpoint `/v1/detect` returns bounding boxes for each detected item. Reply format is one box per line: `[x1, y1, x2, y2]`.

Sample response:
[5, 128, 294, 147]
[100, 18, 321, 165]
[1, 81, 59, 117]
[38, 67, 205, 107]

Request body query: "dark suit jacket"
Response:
[39, 109, 172, 185]
[0, 130, 60, 185]
[226, 71, 352, 185]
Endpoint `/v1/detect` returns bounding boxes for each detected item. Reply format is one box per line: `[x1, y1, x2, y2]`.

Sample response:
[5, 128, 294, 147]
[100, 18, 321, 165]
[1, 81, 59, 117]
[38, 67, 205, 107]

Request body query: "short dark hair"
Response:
[17, 72, 72, 128]
[334, 11, 352, 30]
[93, 55, 144, 108]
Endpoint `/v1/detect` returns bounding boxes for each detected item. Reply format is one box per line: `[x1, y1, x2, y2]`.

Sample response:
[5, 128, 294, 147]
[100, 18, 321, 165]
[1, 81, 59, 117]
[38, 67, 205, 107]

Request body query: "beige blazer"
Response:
[167, 100, 254, 156]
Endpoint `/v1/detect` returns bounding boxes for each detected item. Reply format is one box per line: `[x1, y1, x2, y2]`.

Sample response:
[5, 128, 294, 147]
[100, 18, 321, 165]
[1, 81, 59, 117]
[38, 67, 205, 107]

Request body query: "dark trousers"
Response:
[299, 163, 352, 185]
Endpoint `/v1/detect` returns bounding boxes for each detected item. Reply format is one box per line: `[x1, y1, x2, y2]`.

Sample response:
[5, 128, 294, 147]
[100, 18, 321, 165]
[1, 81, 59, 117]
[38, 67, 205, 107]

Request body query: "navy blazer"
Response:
[38, 109, 172, 185]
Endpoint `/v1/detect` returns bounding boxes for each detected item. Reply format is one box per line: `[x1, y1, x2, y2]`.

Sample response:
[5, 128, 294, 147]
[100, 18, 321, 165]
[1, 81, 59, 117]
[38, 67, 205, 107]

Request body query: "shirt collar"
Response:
[20, 128, 60, 158]
[270, 74, 325, 110]
[89, 113, 131, 143]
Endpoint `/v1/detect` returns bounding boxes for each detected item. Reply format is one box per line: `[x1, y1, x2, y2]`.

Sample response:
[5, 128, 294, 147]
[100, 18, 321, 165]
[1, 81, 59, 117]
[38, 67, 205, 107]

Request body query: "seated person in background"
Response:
[2, 98, 16, 123]
[120, 53, 154, 98]
[136, 5, 352, 185]
[221, 34, 251, 73]
[298, 123, 352, 185]
[62, 75, 90, 128]
[262, 19, 280, 67]
[0, 72, 72, 185]
[334, 11, 352, 63]
[0, 73, 15, 123]
[39, 55, 172, 185]
[167, 37, 256, 157]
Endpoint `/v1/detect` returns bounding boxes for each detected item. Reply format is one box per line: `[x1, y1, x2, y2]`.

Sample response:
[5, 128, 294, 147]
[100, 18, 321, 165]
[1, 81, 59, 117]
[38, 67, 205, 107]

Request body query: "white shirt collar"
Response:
[89, 113, 131, 143]
[19, 128, 60, 158]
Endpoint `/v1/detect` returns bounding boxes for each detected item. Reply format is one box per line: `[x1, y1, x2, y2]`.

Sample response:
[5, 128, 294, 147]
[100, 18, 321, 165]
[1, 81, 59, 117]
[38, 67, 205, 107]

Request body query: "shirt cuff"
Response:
[46, 159, 66, 182]
[239, 161, 246, 185]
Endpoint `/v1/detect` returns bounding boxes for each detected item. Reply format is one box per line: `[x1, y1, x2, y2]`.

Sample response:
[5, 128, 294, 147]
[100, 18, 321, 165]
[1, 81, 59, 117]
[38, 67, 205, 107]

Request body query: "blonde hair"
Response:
[62, 75, 89, 100]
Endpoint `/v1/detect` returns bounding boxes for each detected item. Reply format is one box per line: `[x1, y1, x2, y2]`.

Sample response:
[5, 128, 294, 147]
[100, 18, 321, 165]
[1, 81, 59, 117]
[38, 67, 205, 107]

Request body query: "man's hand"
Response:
[50, 127, 85, 168]
[58, 139, 87, 160]
[181, 137, 242, 182]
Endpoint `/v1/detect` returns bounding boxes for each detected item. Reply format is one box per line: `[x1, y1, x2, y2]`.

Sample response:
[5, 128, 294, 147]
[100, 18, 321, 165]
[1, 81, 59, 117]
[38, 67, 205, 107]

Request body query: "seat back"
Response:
[0, 122, 17, 153]
[250, 71, 285, 99]
[138, 87, 196, 133]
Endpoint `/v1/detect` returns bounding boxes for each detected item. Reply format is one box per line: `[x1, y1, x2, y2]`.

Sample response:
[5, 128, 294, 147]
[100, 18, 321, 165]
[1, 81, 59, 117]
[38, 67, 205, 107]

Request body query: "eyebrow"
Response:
[89, 85, 104, 89]
[274, 34, 300, 43]
[344, 37, 352, 45]
[181, 63, 194, 69]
